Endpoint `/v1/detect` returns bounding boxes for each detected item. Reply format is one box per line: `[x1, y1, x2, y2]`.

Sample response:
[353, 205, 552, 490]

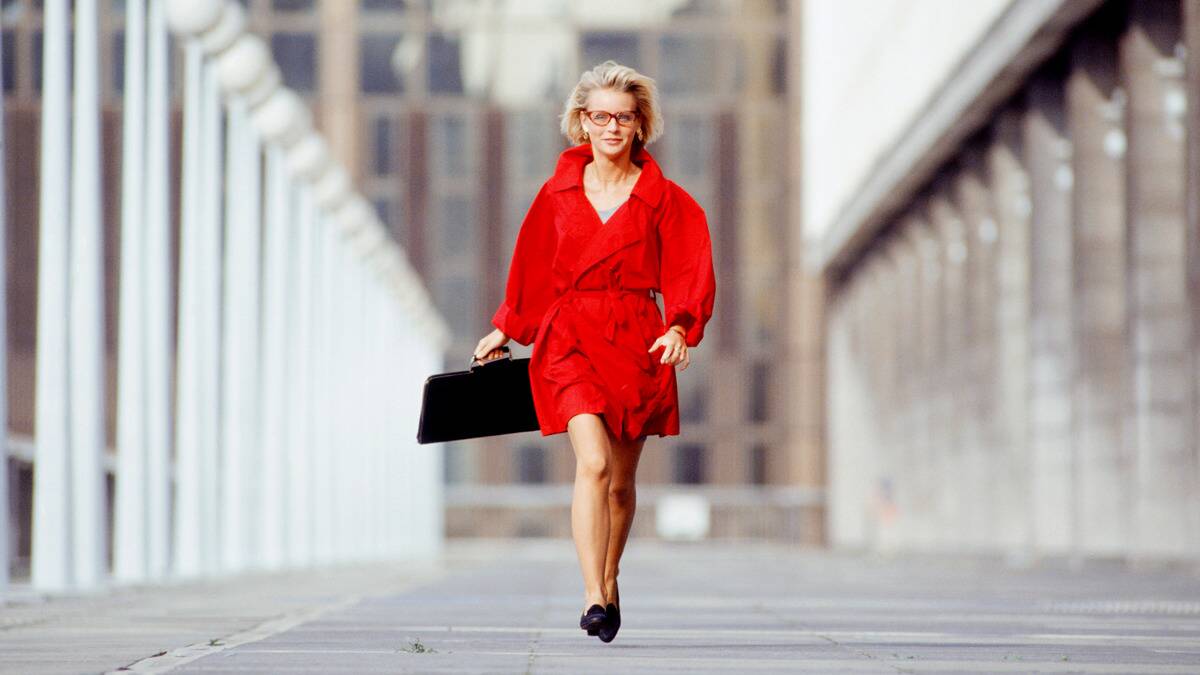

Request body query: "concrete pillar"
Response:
[1024, 74, 1075, 555]
[913, 211, 944, 549]
[872, 247, 903, 551]
[1120, 0, 1198, 558]
[1067, 29, 1131, 555]
[826, 272, 870, 548]
[1187, 2, 1200, 512]
[929, 189, 971, 548]
[987, 111, 1034, 555]
[0, 20, 8, 598]
[953, 154, 1001, 551]
[894, 225, 925, 548]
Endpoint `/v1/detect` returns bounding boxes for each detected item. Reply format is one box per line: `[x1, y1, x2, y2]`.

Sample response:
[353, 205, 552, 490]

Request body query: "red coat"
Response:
[491, 143, 716, 442]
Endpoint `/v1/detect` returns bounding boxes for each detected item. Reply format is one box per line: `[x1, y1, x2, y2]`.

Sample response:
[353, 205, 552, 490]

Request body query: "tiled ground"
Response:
[4, 539, 1200, 674]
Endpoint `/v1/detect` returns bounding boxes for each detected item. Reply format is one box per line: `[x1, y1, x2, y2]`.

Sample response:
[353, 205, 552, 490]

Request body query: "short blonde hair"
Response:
[560, 60, 664, 147]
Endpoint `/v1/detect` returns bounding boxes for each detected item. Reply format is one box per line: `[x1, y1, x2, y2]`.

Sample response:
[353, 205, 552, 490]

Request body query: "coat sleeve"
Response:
[657, 184, 716, 348]
[491, 183, 558, 346]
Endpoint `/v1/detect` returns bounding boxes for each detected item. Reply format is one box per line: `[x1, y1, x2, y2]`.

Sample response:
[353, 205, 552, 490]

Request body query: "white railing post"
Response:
[115, 0, 148, 584]
[144, 0, 173, 582]
[311, 214, 335, 565]
[67, 0, 107, 591]
[172, 41, 205, 579]
[258, 148, 291, 571]
[220, 99, 263, 573]
[158, 0, 452, 581]
[286, 187, 316, 567]
[198, 58, 224, 577]
[33, 0, 75, 593]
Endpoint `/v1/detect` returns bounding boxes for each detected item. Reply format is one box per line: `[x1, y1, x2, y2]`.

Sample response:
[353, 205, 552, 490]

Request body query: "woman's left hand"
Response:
[649, 327, 690, 371]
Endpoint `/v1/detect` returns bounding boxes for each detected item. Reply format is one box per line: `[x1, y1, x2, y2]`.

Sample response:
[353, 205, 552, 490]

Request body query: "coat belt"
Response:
[563, 287, 655, 342]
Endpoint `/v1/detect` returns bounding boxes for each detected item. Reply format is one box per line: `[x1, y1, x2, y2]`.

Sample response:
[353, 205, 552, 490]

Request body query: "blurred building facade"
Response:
[809, 0, 1200, 561]
[285, 0, 822, 541]
[3, 0, 827, 557]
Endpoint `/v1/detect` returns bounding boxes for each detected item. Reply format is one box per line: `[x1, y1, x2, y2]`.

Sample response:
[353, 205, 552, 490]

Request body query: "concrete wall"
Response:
[822, 0, 1200, 561]
[802, 0, 1015, 241]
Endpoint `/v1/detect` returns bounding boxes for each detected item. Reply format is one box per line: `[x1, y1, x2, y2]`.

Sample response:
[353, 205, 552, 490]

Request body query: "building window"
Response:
[428, 32, 463, 95]
[581, 31, 640, 70]
[435, 195, 474, 259]
[363, 0, 412, 12]
[506, 110, 558, 179]
[673, 443, 706, 484]
[658, 34, 717, 95]
[679, 378, 706, 423]
[432, 274, 478, 337]
[3, 30, 14, 93]
[664, 112, 713, 181]
[431, 113, 471, 177]
[361, 33, 404, 94]
[516, 445, 547, 484]
[271, 0, 314, 11]
[749, 360, 769, 422]
[749, 443, 767, 485]
[111, 31, 124, 93]
[271, 32, 316, 92]
[373, 116, 392, 175]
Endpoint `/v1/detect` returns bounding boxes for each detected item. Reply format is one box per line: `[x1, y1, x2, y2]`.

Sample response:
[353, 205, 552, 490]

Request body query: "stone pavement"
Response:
[3, 539, 1200, 674]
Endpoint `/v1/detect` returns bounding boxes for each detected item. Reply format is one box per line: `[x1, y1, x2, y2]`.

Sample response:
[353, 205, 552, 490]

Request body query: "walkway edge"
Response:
[106, 592, 368, 674]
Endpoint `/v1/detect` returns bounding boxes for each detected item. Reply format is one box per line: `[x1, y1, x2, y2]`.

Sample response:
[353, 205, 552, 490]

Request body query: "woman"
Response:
[473, 60, 716, 643]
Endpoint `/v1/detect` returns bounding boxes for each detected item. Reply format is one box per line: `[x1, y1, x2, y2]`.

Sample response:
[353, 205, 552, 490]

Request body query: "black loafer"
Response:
[596, 602, 621, 642]
[579, 603, 607, 632]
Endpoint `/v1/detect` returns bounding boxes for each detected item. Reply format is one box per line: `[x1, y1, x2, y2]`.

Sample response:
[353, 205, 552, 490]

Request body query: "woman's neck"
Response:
[587, 147, 638, 187]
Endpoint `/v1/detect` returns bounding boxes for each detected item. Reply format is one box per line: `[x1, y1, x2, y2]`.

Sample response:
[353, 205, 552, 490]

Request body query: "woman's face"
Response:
[579, 88, 641, 161]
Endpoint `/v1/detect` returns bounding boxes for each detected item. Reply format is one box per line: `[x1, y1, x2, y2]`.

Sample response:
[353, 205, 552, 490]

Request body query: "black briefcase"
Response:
[416, 346, 540, 444]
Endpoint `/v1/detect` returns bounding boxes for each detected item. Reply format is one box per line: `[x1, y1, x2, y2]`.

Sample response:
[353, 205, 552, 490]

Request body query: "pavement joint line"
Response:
[752, 598, 906, 673]
[102, 593, 368, 675]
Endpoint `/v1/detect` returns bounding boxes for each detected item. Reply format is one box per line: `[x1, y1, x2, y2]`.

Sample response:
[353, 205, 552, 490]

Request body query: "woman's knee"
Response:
[576, 451, 611, 482]
[608, 481, 635, 505]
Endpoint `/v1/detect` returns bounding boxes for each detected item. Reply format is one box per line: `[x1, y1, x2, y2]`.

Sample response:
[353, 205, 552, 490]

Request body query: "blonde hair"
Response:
[560, 60, 664, 147]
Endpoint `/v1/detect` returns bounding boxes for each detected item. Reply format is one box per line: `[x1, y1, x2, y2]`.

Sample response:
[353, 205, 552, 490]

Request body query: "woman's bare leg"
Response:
[603, 433, 645, 605]
[567, 413, 613, 611]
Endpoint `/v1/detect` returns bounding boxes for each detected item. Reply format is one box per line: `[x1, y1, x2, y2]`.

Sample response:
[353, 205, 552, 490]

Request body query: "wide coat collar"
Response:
[545, 144, 667, 287]
[546, 143, 666, 209]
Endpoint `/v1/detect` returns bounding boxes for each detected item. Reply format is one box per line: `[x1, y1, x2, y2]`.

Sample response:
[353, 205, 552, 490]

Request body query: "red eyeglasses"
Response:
[583, 110, 639, 126]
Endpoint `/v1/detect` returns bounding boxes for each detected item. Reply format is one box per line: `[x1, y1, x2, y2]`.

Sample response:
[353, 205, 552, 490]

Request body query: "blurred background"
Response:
[2, 0, 1198, 597]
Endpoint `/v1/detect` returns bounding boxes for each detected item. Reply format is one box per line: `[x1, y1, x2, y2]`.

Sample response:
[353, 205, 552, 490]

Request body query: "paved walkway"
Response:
[3, 539, 1200, 673]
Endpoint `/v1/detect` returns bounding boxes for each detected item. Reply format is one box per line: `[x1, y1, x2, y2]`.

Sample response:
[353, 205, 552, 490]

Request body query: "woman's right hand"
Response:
[473, 328, 511, 363]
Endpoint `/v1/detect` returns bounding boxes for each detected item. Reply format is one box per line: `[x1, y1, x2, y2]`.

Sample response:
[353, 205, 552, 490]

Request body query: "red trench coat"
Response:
[491, 143, 716, 442]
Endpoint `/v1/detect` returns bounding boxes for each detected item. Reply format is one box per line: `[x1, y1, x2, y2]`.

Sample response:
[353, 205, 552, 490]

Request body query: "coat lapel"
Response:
[547, 144, 666, 285]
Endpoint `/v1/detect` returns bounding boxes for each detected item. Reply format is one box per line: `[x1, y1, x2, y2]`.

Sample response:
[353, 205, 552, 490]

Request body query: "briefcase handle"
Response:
[469, 345, 512, 370]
